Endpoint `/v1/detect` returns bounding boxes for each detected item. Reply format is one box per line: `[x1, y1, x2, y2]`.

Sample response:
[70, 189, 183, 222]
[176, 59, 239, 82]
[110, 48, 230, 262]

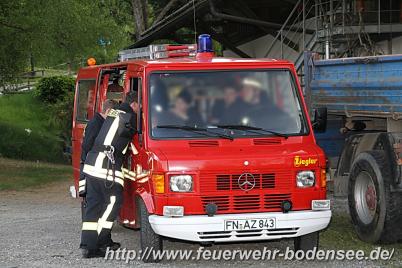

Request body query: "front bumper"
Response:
[149, 210, 331, 243]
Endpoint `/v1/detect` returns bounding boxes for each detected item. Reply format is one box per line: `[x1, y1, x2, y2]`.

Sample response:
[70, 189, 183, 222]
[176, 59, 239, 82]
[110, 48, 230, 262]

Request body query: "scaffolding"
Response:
[265, 0, 402, 73]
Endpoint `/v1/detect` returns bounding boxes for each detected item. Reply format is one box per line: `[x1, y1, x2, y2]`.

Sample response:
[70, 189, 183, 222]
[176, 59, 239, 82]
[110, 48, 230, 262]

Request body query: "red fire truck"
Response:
[72, 34, 331, 260]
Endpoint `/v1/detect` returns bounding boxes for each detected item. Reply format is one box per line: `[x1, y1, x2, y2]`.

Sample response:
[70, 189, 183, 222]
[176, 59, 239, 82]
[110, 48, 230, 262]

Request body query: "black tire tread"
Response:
[348, 150, 402, 243]
[139, 199, 162, 263]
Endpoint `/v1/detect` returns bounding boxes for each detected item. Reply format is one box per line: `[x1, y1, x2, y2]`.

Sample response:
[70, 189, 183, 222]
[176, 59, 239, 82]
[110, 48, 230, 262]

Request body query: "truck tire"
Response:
[294, 231, 319, 252]
[139, 199, 162, 263]
[348, 150, 402, 243]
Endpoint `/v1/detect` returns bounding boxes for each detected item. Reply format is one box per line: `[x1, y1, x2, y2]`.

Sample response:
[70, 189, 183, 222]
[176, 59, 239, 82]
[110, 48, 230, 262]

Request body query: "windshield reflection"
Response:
[149, 70, 305, 139]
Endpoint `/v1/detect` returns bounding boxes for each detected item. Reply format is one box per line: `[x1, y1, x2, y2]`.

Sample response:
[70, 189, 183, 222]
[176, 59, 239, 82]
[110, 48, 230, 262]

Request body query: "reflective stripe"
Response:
[83, 168, 124, 187]
[94, 152, 106, 169]
[136, 173, 149, 179]
[79, 186, 85, 192]
[124, 173, 136, 181]
[79, 180, 86, 186]
[122, 168, 137, 181]
[122, 168, 136, 177]
[136, 164, 143, 175]
[82, 222, 98, 231]
[137, 177, 149, 183]
[97, 196, 116, 234]
[122, 144, 128, 155]
[83, 164, 124, 179]
[130, 143, 139, 155]
[99, 220, 114, 230]
[104, 116, 120, 146]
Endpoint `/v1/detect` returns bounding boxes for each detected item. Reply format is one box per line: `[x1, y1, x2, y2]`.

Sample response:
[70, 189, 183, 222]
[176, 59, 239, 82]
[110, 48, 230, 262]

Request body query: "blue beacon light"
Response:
[198, 34, 214, 52]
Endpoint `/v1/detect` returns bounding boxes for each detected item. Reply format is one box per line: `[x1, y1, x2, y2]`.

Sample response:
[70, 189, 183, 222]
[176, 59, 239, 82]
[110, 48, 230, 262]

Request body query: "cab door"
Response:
[119, 67, 145, 228]
[72, 67, 101, 190]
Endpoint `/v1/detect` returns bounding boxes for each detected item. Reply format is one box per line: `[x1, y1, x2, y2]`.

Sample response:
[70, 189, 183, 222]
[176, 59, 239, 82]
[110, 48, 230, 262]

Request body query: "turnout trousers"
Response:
[81, 175, 123, 250]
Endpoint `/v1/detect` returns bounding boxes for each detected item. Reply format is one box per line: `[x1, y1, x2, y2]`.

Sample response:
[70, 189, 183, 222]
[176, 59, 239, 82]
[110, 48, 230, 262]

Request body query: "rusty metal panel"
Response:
[309, 54, 402, 118]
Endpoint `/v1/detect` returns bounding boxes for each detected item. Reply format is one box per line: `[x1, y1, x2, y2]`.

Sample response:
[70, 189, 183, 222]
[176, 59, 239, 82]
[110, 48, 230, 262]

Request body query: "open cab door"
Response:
[119, 67, 144, 228]
[72, 67, 101, 192]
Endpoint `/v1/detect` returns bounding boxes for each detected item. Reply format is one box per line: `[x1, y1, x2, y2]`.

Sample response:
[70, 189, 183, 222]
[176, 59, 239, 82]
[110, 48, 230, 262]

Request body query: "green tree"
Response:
[0, 0, 131, 83]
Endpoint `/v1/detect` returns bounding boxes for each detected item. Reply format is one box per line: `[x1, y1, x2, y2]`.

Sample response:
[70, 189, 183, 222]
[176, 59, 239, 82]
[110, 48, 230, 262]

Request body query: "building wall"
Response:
[225, 33, 402, 61]
[377, 36, 402, 55]
[223, 32, 303, 61]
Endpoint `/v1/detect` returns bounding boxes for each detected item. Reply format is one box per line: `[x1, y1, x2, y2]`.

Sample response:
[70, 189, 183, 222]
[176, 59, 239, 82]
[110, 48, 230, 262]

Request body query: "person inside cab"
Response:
[211, 86, 240, 124]
[240, 77, 297, 132]
[157, 89, 203, 126]
[106, 77, 125, 104]
[108, 77, 124, 93]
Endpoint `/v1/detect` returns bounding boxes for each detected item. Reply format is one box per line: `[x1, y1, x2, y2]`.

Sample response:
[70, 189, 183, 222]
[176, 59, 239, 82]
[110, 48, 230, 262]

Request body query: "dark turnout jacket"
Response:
[78, 112, 105, 196]
[82, 103, 137, 187]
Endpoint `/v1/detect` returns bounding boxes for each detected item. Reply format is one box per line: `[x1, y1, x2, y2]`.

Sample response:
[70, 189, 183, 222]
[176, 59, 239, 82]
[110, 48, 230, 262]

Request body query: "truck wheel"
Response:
[294, 231, 319, 252]
[139, 200, 162, 263]
[348, 151, 401, 243]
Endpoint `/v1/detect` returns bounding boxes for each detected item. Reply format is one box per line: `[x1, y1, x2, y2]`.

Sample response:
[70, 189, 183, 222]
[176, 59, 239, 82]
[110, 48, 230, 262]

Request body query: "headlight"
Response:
[170, 175, 193, 192]
[296, 171, 315, 188]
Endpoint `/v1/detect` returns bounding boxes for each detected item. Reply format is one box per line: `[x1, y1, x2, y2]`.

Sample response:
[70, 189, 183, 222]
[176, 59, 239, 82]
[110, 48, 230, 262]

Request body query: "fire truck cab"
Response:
[72, 35, 331, 260]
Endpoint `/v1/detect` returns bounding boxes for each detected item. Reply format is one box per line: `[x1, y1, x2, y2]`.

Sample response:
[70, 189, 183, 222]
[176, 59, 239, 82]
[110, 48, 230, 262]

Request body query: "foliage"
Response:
[0, 0, 201, 83]
[34, 76, 75, 155]
[0, 93, 66, 162]
[50, 91, 75, 142]
[34, 76, 75, 104]
[0, 77, 75, 163]
[0, 0, 131, 83]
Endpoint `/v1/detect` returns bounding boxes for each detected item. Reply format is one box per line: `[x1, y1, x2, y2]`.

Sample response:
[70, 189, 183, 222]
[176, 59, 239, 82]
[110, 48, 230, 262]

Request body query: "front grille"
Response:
[201, 193, 291, 213]
[201, 196, 229, 212]
[197, 228, 299, 240]
[200, 171, 292, 192]
[233, 195, 260, 210]
[214, 173, 275, 191]
[264, 194, 291, 209]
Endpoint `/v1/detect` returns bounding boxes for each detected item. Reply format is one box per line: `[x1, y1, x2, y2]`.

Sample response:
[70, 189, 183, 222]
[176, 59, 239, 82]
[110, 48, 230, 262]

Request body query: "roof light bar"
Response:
[118, 44, 197, 61]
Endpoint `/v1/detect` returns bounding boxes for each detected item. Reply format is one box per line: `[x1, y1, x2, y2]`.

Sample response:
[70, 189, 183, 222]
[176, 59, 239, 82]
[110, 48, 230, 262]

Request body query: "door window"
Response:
[76, 79, 96, 121]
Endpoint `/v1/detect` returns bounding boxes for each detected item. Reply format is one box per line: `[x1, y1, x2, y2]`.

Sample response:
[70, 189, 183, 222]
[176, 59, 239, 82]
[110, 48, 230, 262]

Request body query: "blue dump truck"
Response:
[305, 52, 402, 244]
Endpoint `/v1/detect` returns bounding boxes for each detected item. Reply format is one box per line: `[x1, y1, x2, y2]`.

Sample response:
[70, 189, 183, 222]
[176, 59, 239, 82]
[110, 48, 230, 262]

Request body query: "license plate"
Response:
[224, 218, 276, 231]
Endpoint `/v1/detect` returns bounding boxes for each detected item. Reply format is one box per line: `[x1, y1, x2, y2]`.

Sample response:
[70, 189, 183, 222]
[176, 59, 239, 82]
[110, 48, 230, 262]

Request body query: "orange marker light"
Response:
[320, 169, 327, 188]
[87, 57, 96, 66]
[153, 174, 165, 194]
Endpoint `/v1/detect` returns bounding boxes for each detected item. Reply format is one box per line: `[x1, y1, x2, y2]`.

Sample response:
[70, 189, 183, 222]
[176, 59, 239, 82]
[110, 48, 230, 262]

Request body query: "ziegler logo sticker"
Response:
[294, 156, 318, 167]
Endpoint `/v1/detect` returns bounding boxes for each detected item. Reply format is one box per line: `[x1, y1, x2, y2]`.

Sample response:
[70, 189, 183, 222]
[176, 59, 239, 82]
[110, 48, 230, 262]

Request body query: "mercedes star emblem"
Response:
[238, 173, 256, 191]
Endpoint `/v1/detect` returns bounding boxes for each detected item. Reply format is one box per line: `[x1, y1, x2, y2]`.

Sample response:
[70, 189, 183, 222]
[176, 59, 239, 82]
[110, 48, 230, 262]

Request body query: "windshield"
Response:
[149, 69, 307, 139]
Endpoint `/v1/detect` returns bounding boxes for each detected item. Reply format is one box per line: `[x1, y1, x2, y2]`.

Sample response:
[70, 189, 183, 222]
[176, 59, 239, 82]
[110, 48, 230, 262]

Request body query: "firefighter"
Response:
[81, 91, 138, 258]
[79, 99, 117, 249]
[108, 77, 124, 93]
[78, 99, 117, 198]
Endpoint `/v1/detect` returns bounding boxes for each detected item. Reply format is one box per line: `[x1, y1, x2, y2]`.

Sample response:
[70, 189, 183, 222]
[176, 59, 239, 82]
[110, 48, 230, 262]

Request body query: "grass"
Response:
[0, 157, 71, 190]
[0, 92, 53, 131]
[321, 212, 402, 263]
[0, 92, 66, 162]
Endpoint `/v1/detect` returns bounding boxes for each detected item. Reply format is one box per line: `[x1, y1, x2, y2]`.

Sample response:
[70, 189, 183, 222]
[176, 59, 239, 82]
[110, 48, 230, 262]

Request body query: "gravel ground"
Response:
[0, 180, 395, 268]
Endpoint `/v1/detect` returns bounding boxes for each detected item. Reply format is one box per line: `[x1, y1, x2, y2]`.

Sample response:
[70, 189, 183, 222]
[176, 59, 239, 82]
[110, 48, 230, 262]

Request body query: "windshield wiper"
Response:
[157, 125, 233, 140]
[216, 124, 289, 139]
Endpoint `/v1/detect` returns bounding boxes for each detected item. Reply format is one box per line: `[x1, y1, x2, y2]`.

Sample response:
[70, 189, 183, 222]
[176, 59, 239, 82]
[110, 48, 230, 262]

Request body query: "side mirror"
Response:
[312, 107, 327, 133]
